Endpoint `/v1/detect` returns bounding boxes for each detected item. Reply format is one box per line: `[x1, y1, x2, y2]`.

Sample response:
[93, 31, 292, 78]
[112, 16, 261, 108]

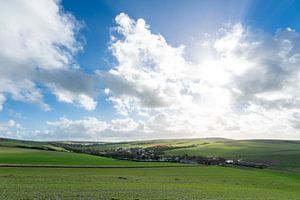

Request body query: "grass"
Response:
[0, 147, 181, 166]
[0, 166, 299, 199]
[0, 138, 65, 151]
[1, 138, 300, 199]
[85, 138, 300, 172]
[164, 140, 300, 172]
[3, 137, 300, 171]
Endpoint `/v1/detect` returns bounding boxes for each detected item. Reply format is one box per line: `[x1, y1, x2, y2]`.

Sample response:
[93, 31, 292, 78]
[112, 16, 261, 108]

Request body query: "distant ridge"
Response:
[1, 137, 300, 172]
[1, 137, 300, 145]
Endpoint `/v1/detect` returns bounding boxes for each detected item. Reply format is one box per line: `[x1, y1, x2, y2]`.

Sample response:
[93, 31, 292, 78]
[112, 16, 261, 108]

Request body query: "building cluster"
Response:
[59, 144, 267, 169]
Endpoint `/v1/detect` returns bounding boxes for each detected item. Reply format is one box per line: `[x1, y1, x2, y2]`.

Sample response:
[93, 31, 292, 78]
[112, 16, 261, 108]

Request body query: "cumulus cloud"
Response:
[0, 120, 22, 131]
[212, 24, 300, 109]
[0, 0, 97, 111]
[45, 117, 108, 140]
[0, 79, 50, 111]
[110, 117, 139, 132]
[34, 115, 196, 141]
[39, 117, 142, 141]
[96, 13, 300, 140]
[97, 13, 189, 115]
[4, 11, 300, 140]
[0, 94, 6, 112]
[0, 119, 24, 139]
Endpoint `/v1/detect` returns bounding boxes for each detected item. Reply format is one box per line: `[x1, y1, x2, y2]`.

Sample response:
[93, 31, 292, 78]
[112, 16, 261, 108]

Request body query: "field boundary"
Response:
[0, 164, 198, 169]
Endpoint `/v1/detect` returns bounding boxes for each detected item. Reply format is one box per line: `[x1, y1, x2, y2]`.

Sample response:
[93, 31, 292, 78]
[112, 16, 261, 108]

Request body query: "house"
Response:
[225, 160, 234, 164]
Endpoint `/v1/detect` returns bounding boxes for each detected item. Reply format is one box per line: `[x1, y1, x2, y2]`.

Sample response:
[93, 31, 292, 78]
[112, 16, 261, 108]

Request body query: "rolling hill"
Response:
[55, 138, 300, 172]
[1, 137, 300, 199]
[0, 138, 181, 166]
[1, 137, 300, 171]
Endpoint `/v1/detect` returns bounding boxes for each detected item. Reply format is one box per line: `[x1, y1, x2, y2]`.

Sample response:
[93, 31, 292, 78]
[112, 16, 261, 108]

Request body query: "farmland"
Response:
[0, 147, 183, 167]
[1, 166, 300, 199]
[0, 138, 300, 199]
[55, 138, 300, 172]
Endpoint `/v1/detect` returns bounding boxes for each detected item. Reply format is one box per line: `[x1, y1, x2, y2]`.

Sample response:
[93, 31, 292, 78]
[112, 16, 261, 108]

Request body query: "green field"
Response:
[0, 147, 182, 167]
[4, 137, 298, 171]
[0, 147, 130, 166]
[164, 140, 300, 172]
[0, 166, 299, 199]
[1, 138, 300, 199]
[0, 138, 65, 151]
[80, 138, 300, 172]
[1, 138, 300, 171]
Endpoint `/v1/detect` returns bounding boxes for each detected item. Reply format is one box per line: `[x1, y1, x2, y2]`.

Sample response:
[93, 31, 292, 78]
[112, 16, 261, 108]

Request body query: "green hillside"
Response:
[0, 147, 182, 166]
[1, 137, 300, 171]
[0, 147, 127, 166]
[0, 138, 299, 199]
[164, 139, 300, 172]
[0, 166, 299, 199]
[68, 138, 300, 172]
[0, 138, 65, 151]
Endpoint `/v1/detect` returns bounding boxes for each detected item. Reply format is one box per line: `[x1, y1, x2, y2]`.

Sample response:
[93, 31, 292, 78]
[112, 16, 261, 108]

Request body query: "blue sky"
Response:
[1, 0, 300, 141]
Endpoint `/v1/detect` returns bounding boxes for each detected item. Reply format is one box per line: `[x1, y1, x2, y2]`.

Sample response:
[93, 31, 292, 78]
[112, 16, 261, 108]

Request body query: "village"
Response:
[60, 144, 267, 169]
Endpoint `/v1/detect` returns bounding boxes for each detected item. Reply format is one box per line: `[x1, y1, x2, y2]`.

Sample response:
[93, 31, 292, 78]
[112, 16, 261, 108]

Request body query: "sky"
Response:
[1, 0, 300, 141]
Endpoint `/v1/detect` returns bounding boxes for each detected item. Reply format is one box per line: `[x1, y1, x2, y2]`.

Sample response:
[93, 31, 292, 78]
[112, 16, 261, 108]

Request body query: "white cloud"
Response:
[40, 117, 142, 141]
[96, 13, 300, 140]
[0, 79, 50, 111]
[4, 11, 300, 140]
[0, 119, 23, 132]
[0, 94, 6, 111]
[33, 115, 194, 141]
[45, 117, 108, 140]
[78, 94, 97, 111]
[0, 119, 27, 139]
[145, 112, 196, 138]
[50, 86, 97, 111]
[97, 13, 191, 116]
[0, 0, 80, 70]
[110, 117, 139, 132]
[0, 0, 97, 111]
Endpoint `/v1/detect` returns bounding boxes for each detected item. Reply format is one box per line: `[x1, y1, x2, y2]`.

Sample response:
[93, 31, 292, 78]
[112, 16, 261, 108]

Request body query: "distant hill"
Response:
[53, 138, 300, 172]
[1, 137, 300, 172]
[0, 137, 65, 151]
[0, 138, 181, 167]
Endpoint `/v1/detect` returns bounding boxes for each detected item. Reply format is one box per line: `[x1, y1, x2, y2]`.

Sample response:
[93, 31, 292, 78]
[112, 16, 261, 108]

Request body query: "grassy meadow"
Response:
[83, 138, 300, 172]
[0, 147, 182, 167]
[0, 138, 300, 199]
[0, 166, 299, 200]
[0, 147, 132, 166]
[164, 140, 300, 172]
